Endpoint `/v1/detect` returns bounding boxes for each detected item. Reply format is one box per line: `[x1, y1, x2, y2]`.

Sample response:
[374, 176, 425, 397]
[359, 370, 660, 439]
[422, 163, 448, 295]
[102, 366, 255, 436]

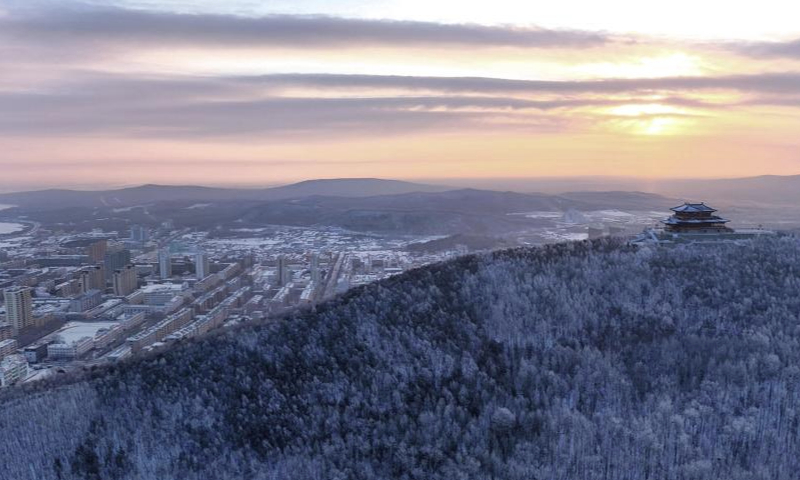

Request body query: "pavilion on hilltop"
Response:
[661, 203, 733, 234]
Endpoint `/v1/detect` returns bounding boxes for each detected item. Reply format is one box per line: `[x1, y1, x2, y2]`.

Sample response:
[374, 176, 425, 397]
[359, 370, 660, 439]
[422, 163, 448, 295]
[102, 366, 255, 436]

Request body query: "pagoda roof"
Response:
[671, 203, 717, 213]
[661, 216, 729, 225]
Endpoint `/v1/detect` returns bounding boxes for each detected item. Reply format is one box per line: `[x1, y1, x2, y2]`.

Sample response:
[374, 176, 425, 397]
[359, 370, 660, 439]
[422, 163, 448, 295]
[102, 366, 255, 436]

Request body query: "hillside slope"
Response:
[3, 238, 800, 479]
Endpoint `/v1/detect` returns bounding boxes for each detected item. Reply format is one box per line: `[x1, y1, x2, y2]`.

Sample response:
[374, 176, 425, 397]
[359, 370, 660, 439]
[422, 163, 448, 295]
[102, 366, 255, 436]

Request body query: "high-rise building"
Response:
[159, 249, 172, 279]
[3, 286, 33, 335]
[277, 255, 291, 286]
[86, 240, 108, 263]
[310, 253, 320, 282]
[195, 252, 210, 279]
[113, 264, 138, 296]
[104, 248, 132, 280]
[130, 225, 149, 243]
[78, 265, 106, 293]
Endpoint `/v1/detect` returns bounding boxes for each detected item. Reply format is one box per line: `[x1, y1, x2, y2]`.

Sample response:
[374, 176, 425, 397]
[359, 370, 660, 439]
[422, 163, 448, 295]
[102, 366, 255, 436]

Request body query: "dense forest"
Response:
[3, 237, 800, 479]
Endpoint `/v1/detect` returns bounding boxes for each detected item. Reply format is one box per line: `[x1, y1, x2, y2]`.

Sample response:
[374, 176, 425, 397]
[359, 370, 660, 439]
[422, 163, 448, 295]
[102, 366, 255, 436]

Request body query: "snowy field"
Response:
[0, 222, 24, 235]
[54, 321, 119, 344]
[513, 210, 665, 225]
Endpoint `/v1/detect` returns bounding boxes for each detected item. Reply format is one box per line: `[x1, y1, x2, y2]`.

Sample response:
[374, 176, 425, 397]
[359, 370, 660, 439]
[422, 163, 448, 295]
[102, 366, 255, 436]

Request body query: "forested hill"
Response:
[4, 237, 800, 479]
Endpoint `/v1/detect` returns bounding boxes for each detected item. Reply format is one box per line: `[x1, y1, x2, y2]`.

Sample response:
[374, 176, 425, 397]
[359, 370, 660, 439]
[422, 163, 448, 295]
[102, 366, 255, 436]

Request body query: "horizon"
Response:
[3, 173, 800, 195]
[2, 0, 800, 187]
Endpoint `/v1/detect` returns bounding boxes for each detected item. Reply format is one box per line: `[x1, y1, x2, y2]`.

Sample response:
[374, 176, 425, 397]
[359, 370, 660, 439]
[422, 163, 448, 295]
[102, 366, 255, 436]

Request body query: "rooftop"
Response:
[662, 216, 729, 225]
[141, 283, 186, 294]
[671, 203, 717, 213]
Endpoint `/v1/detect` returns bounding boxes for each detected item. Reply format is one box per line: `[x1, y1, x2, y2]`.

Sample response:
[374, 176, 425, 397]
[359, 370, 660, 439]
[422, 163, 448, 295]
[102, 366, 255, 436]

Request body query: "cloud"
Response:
[732, 38, 800, 59]
[0, 4, 609, 51]
[0, 88, 576, 138]
[247, 72, 800, 95]
[1, 71, 797, 140]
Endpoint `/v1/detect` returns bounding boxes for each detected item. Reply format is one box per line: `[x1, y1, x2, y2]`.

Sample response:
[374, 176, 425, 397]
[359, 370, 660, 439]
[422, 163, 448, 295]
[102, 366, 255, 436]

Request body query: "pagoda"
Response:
[661, 203, 732, 233]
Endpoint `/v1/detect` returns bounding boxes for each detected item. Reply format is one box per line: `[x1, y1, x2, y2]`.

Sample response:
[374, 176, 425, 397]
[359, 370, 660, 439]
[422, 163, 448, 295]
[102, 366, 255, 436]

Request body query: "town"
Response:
[0, 222, 461, 387]
[0, 199, 781, 387]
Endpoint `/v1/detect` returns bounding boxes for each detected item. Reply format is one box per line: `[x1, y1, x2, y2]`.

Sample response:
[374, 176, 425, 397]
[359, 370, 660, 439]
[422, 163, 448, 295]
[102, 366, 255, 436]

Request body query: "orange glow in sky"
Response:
[1, 0, 800, 190]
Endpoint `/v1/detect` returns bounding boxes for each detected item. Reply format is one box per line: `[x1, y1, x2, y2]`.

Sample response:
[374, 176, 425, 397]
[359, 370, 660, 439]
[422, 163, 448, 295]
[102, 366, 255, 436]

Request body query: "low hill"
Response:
[259, 178, 449, 199]
[558, 190, 680, 210]
[240, 189, 592, 234]
[3, 237, 800, 479]
[0, 179, 448, 210]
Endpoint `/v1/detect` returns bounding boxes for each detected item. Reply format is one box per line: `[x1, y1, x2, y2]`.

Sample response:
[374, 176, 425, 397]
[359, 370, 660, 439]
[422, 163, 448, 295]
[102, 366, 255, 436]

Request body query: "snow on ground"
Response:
[539, 231, 589, 242]
[0, 222, 24, 235]
[590, 210, 634, 218]
[24, 368, 54, 383]
[510, 211, 563, 219]
[111, 206, 141, 213]
[53, 321, 119, 344]
[581, 210, 666, 225]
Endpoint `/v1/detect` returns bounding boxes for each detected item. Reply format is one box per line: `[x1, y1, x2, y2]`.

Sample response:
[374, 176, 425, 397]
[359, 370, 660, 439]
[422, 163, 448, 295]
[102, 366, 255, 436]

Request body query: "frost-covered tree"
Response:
[2, 237, 800, 479]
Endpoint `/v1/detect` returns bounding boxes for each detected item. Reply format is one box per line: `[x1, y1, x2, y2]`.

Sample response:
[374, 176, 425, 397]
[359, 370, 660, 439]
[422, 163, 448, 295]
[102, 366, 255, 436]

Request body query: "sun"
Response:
[606, 103, 687, 135]
[642, 117, 677, 135]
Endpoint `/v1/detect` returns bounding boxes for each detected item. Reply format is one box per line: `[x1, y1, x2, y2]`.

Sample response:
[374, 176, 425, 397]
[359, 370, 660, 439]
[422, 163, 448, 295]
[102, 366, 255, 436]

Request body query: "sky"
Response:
[2, 0, 800, 190]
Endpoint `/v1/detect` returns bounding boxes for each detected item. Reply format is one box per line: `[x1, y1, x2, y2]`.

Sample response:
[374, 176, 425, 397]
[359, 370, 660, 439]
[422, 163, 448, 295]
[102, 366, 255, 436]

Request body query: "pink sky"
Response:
[2, 1, 800, 189]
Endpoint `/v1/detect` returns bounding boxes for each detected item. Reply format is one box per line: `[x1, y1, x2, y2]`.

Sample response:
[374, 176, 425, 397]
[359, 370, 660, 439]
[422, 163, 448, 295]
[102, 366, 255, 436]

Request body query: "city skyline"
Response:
[2, 0, 800, 189]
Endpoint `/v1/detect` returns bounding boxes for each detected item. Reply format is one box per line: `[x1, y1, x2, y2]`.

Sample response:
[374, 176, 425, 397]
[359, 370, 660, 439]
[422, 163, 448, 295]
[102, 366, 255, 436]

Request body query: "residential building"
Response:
[142, 283, 186, 306]
[0, 354, 29, 387]
[47, 336, 93, 360]
[112, 264, 137, 296]
[277, 255, 291, 286]
[94, 325, 124, 350]
[78, 265, 106, 293]
[86, 239, 108, 263]
[0, 323, 12, 341]
[22, 341, 49, 363]
[3, 286, 33, 335]
[310, 253, 320, 282]
[55, 279, 82, 297]
[104, 248, 132, 280]
[69, 289, 102, 313]
[127, 308, 194, 352]
[0, 339, 18, 360]
[159, 249, 172, 279]
[130, 225, 149, 242]
[195, 252, 210, 279]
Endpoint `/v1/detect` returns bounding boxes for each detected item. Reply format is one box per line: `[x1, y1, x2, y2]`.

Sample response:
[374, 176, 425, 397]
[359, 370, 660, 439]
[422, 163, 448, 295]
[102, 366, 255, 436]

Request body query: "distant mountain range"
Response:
[462, 174, 800, 207]
[4, 173, 800, 211]
[7, 175, 800, 234]
[0, 178, 450, 209]
[660, 175, 800, 207]
[0, 179, 679, 235]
